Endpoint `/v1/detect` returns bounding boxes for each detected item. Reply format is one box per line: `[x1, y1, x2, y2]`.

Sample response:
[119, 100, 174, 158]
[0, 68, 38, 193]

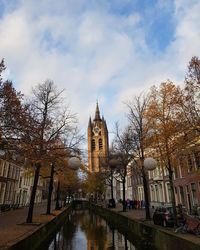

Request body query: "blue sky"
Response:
[0, 0, 200, 145]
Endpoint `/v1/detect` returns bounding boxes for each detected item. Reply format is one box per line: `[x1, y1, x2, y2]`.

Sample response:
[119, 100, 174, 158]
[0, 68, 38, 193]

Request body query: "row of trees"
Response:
[0, 60, 83, 223]
[86, 56, 199, 223]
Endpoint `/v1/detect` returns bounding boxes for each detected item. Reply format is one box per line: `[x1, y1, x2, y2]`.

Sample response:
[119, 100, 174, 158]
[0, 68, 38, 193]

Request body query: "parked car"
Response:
[153, 206, 185, 227]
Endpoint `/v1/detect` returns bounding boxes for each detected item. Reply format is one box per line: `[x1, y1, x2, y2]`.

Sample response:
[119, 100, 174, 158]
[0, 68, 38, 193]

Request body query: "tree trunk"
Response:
[26, 163, 41, 223]
[46, 163, 55, 214]
[168, 165, 177, 226]
[122, 177, 126, 212]
[142, 168, 151, 220]
[111, 168, 114, 200]
[55, 180, 60, 210]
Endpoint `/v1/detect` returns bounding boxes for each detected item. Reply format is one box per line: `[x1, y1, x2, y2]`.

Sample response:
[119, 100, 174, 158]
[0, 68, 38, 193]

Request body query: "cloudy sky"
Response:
[0, 0, 200, 142]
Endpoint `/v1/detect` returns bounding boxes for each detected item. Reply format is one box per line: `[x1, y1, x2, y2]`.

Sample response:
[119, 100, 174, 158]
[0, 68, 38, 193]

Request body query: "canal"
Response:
[39, 209, 155, 250]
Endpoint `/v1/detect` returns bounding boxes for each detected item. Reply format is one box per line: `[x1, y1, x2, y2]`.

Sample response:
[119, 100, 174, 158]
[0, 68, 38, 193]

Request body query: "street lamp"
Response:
[68, 157, 81, 170]
[144, 157, 157, 171]
[143, 157, 157, 220]
[107, 156, 121, 208]
[109, 158, 118, 201]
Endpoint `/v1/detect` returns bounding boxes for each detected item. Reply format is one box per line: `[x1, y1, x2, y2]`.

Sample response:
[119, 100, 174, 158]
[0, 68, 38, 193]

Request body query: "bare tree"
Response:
[22, 80, 78, 223]
[0, 59, 5, 80]
[112, 123, 136, 212]
[126, 93, 152, 219]
[181, 56, 200, 133]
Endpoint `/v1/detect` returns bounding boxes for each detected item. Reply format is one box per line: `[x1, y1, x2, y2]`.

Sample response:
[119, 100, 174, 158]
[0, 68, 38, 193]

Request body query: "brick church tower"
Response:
[88, 103, 109, 172]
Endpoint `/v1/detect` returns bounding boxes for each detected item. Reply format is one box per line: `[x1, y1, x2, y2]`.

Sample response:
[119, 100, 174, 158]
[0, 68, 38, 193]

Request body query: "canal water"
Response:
[40, 210, 155, 250]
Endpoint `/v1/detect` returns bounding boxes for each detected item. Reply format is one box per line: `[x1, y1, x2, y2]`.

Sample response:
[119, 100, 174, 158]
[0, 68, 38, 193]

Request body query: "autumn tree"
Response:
[22, 80, 78, 223]
[126, 93, 152, 219]
[147, 81, 184, 225]
[84, 171, 105, 201]
[54, 161, 81, 210]
[61, 166, 80, 204]
[0, 60, 24, 159]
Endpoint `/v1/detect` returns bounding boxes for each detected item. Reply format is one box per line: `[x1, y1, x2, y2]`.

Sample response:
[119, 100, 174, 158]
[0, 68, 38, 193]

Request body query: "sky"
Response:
[0, 0, 200, 146]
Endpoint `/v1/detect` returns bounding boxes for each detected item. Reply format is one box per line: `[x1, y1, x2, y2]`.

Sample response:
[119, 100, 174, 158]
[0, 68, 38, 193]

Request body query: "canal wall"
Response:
[89, 204, 200, 250]
[8, 206, 71, 250]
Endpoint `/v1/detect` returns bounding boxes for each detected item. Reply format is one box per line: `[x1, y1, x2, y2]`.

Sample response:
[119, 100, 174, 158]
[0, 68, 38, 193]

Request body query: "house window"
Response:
[3, 163, 8, 177]
[151, 185, 155, 201]
[179, 186, 185, 204]
[0, 160, 5, 176]
[19, 176, 22, 188]
[191, 183, 198, 205]
[155, 185, 159, 202]
[174, 166, 178, 179]
[0, 182, 6, 203]
[179, 156, 185, 177]
[128, 176, 132, 187]
[167, 183, 172, 202]
[187, 155, 193, 172]
[194, 151, 200, 169]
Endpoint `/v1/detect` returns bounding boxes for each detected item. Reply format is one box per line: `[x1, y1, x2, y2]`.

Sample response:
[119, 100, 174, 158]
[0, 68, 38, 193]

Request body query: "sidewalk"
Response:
[0, 202, 61, 249]
[108, 203, 200, 246]
[112, 205, 147, 219]
[99, 201, 152, 220]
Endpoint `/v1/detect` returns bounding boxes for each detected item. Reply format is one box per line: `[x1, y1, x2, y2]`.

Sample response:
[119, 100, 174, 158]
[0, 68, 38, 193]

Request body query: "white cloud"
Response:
[0, 0, 200, 142]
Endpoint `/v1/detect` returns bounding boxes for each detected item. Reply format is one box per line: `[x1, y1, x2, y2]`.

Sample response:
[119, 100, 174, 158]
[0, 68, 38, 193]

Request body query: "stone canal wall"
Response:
[8, 206, 71, 250]
[89, 204, 200, 250]
[6, 201, 200, 250]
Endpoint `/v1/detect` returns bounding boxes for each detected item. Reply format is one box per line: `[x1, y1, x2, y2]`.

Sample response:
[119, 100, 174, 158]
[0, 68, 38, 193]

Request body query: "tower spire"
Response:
[88, 116, 92, 127]
[94, 101, 101, 121]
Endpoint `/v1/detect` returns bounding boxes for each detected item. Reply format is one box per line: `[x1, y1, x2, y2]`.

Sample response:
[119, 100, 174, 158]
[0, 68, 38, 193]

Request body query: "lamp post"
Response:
[55, 177, 61, 210]
[143, 157, 157, 220]
[55, 156, 81, 210]
[109, 158, 119, 202]
[46, 162, 55, 214]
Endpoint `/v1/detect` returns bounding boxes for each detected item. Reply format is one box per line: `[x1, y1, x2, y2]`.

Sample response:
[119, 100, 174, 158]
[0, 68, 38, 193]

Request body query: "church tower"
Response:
[88, 103, 109, 172]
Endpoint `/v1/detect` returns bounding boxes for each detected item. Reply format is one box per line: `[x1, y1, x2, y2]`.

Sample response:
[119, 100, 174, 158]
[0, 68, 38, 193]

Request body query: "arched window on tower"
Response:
[92, 139, 95, 150]
[99, 138, 103, 150]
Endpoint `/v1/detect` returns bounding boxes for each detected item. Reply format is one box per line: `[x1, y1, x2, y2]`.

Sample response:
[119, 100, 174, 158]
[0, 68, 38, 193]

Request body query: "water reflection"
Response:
[44, 210, 153, 250]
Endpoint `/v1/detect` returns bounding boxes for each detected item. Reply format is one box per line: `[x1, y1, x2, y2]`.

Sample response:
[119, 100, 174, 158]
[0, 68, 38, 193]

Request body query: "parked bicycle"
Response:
[175, 214, 200, 236]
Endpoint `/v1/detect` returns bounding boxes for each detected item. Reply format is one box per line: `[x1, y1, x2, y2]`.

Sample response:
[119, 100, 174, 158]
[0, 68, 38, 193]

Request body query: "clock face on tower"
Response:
[93, 126, 100, 135]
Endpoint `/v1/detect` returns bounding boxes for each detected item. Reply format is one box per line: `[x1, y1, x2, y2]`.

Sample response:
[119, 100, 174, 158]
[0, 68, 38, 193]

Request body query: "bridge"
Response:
[71, 199, 89, 210]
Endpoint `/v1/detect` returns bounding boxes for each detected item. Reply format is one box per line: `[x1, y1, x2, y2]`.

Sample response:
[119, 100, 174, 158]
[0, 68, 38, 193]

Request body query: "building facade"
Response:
[173, 149, 200, 213]
[88, 103, 109, 172]
[0, 158, 20, 207]
[0, 157, 49, 210]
